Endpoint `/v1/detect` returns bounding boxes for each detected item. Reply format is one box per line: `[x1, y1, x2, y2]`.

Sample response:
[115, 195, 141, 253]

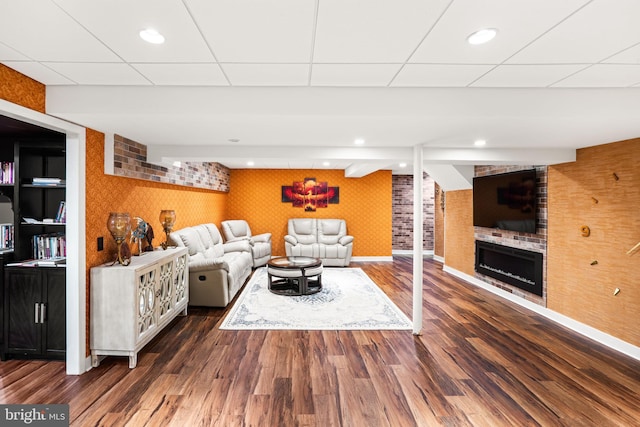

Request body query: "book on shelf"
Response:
[6, 257, 66, 267]
[0, 223, 13, 250]
[55, 201, 66, 223]
[1, 162, 14, 184]
[32, 232, 66, 259]
[31, 177, 66, 186]
[35, 257, 66, 267]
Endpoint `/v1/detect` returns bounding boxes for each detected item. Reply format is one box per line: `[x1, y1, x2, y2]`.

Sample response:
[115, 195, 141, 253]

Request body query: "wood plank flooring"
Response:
[1, 257, 639, 426]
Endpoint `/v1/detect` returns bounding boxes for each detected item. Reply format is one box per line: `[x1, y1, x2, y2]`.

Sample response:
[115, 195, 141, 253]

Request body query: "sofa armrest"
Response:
[223, 239, 252, 253]
[189, 257, 229, 273]
[339, 235, 354, 245]
[284, 235, 298, 245]
[251, 232, 272, 243]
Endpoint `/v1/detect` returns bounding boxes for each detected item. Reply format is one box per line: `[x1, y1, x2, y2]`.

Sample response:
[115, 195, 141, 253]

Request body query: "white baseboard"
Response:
[392, 250, 434, 257]
[443, 265, 640, 362]
[351, 256, 394, 262]
[433, 255, 444, 263]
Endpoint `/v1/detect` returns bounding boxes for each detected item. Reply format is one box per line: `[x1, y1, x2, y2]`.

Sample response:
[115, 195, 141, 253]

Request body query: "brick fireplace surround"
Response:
[474, 165, 548, 306]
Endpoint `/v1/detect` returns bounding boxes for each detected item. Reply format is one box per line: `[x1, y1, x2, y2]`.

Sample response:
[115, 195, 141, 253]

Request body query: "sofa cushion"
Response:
[318, 219, 346, 245]
[289, 218, 317, 244]
[222, 220, 251, 240]
[201, 224, 225, 258]
[178, 227, 205, 256]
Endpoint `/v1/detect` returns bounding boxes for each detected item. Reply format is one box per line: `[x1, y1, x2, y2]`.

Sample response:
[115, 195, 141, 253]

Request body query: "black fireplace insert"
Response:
[475, 241, 543, 296]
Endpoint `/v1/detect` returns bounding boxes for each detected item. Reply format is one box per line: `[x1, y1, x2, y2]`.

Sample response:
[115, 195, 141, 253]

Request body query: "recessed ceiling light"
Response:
[399, 162, 407, 168]
[354, 138, 365, 145]
[322, 161, 330, 166]
[172, 161, 182, 168]
[247, 161, 254, 166]
[467, 28, 497, 45]
[139, 28, 165, 44]
[474, 139, 487, 146]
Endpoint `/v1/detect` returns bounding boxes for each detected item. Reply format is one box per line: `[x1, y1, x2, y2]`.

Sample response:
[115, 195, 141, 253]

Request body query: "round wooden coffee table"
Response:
[267, 256, 323, 296]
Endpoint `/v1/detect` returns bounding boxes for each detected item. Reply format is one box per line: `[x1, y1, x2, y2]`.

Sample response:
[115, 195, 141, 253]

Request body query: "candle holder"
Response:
[107, 212, 132, 265]
[159, 210, 176, 250]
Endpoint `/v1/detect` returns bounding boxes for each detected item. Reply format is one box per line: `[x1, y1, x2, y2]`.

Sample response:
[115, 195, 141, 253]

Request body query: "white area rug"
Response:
[219, 267, 412, 330]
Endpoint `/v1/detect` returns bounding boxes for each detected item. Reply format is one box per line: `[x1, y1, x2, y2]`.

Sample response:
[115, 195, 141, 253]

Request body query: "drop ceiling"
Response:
[1, 0, 640, 177]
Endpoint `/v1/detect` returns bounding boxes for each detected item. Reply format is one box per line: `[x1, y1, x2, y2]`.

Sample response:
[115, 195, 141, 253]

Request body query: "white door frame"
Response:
[1, 99, 87, 375]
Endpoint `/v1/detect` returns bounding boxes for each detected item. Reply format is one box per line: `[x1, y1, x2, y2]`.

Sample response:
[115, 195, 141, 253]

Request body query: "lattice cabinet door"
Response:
[137, 264, 158, 339]
[173, 253, 188, 309]
[156, 257, 175, 323]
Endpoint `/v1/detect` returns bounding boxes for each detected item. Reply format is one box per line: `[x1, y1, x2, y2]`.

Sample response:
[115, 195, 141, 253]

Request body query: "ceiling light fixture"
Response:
[322, 161, 330, 166]
[139, 28, 165, 44]
[354, 138, 365, 145]
[474, 139, 487, 146]
[247, 161, 255, 166]
[467, 28, 497, 45]
[399, 162, 407, 168]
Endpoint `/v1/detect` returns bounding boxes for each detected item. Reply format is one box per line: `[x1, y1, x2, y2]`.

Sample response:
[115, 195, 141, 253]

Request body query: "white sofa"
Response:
[284, 218, 353, 267]
[220, 219, 272, 267]
[169, 223, 253, 307]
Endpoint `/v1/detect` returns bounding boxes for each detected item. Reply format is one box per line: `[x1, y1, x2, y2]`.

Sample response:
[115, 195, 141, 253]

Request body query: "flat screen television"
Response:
[473, 169, 537, 233]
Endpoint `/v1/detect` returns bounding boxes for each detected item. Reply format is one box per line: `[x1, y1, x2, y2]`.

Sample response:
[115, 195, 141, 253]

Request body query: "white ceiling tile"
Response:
[508, 0, 640, 64]
[44, 63, 151, 85]
[311, 64, 401, 86]
[313, 0, 450, 63]
[410, 0, 588, 64]
[471, 64, 588, 87]
[1, 61, 75, 85]
[0, 43, 29, 61]
[54, 0, 214, 63]
[604, 43, 640, 64]
[223, 64, 309, 86]
[185, 0, 316, 63]
[552, 64, 640, 87]
[0, 1, 120, 62]
[132, 63, 229, 86]
[391, 64, 494, 87]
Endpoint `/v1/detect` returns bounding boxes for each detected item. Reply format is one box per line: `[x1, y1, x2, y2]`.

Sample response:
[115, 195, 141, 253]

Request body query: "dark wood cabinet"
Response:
[0, 123, 67, 362]
[2, 267, 65, 360]
[0, 253, 12, 354]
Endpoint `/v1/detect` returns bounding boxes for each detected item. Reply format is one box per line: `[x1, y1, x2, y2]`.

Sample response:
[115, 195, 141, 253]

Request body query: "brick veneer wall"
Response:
[392, 173, 435, 251]
[113, 134, 230, 192]
[473, 165, 548, 306]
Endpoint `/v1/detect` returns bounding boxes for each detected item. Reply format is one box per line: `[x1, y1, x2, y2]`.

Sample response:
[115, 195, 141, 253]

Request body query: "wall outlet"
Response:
[97, 236, 104, 251]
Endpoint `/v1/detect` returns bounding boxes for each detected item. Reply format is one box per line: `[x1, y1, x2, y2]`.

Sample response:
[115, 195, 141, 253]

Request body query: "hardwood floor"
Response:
[1, 257, 639, 426]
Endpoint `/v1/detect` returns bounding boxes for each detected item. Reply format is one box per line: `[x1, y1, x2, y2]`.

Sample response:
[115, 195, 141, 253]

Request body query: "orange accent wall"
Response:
[547, 138, 640, 346]
[0, 64, 45, 113]
[443, 189, 475, 276]
[85, 129, 228, 268]
[226, 169, 392, 257]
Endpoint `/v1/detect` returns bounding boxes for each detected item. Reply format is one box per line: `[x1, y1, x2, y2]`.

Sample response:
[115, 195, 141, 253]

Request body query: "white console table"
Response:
[90, 247, 188, 368]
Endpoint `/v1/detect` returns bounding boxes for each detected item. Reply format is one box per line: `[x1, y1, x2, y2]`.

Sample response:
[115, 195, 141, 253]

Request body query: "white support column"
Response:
[412, 145, 423, 335]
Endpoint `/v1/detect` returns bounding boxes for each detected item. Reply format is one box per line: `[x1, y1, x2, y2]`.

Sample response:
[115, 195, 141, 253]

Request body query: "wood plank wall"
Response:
[443, 189, 475, 276]
[548, 138, 640, 346]
[434, 183, 445, 258]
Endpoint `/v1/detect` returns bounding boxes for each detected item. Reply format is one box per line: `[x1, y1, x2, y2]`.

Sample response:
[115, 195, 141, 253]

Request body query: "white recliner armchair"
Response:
[284, 218, 353, 267]
[221, 220, 272, 267]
